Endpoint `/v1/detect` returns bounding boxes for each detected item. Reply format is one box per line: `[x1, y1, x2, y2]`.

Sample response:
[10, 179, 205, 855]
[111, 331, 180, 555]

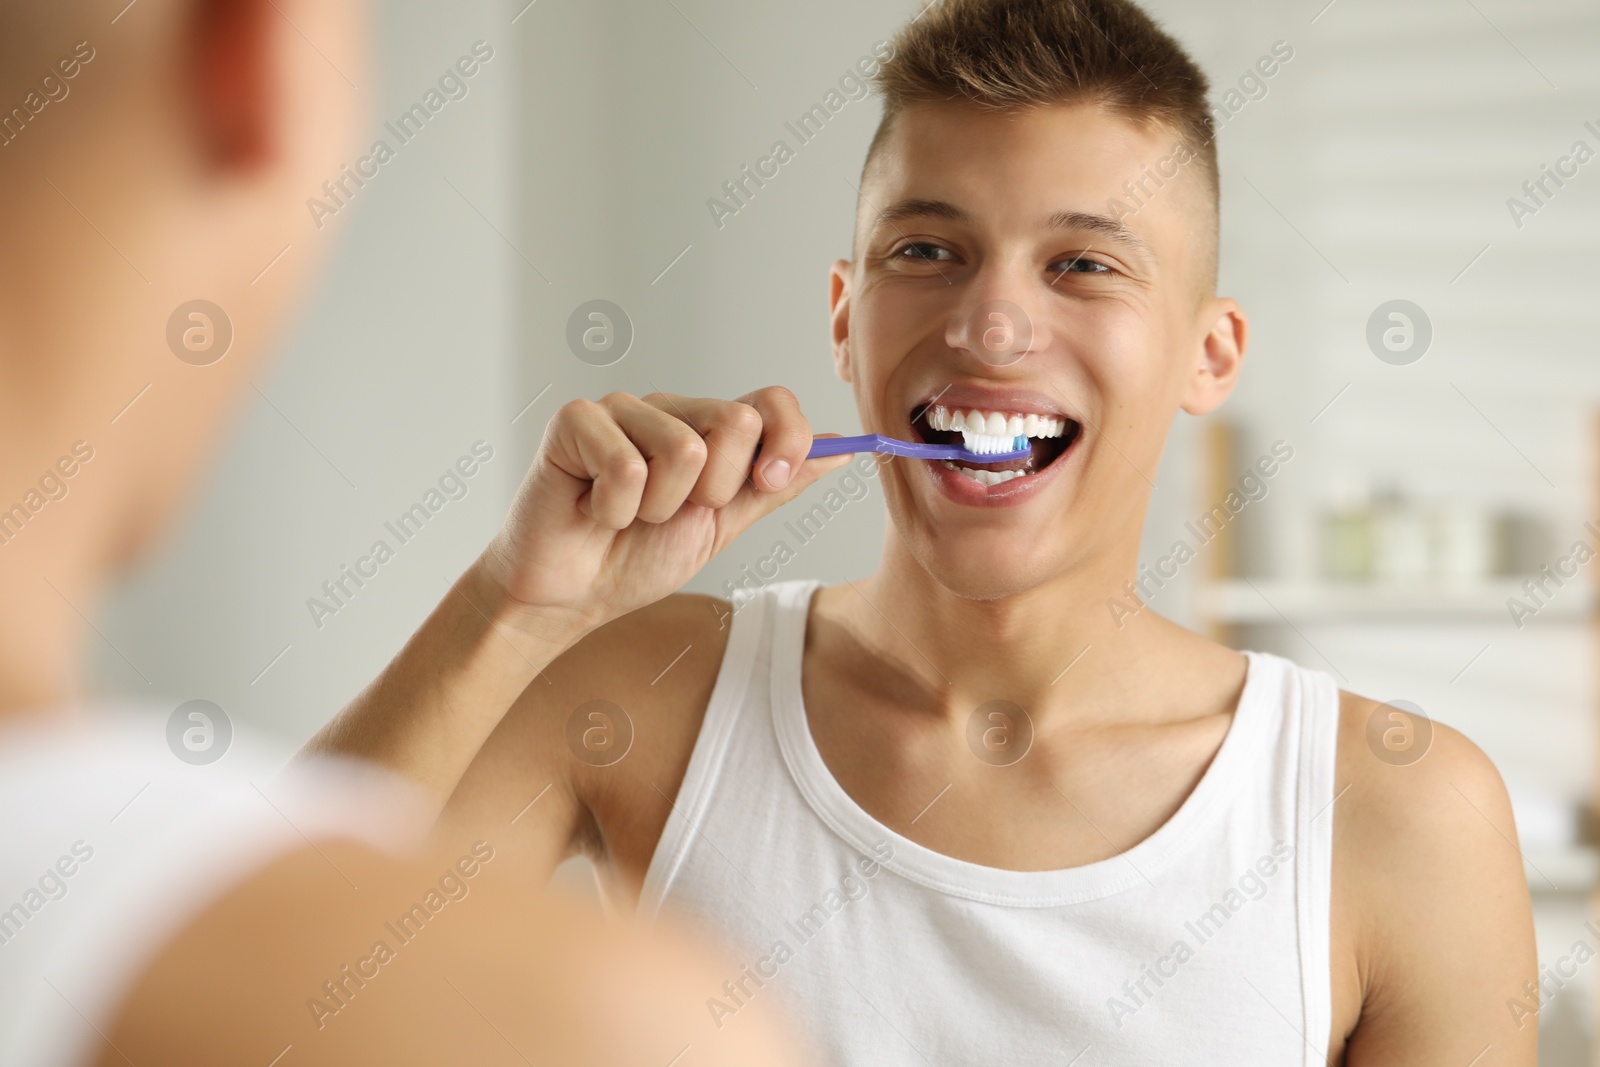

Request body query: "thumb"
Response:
[711, 451, 856, 552]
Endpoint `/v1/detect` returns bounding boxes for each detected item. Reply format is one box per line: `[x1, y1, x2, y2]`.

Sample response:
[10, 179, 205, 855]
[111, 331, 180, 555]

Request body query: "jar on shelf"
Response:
[1320, 473, 1373, 582]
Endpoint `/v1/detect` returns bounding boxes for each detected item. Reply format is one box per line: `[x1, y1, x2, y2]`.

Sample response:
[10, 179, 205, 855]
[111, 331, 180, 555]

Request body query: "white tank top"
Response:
[640, 579, 1341, 1065]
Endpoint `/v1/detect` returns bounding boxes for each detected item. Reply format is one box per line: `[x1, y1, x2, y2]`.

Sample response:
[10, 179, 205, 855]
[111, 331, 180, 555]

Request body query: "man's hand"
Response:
[480, 387, 848, 640]
[297, 385, 849, 824]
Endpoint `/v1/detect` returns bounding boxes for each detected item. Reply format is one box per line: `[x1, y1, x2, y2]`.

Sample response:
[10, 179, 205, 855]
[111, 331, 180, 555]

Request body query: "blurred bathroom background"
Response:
[86, 0, 1600, 1059]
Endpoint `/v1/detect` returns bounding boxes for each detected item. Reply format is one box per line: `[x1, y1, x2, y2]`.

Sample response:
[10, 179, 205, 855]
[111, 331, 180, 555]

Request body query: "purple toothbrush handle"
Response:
[804, 434, 878, 458]
[807, 433, 1028, 464]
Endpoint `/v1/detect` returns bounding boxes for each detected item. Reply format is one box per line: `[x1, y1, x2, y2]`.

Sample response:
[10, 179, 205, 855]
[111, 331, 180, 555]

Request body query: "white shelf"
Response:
[1199, 579, 1594, 624]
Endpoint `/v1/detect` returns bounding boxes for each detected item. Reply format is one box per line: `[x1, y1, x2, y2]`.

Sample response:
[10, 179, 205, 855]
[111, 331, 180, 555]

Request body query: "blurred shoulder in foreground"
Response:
[97, 838, 808, 1067]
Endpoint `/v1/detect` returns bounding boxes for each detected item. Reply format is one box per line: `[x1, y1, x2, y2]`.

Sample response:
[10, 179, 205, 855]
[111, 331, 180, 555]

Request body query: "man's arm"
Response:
[298, 389, 842, 875]
[300, 552, 596, 871]
[1335, 693, 1538, 1065]
[302, 552, 582, 809]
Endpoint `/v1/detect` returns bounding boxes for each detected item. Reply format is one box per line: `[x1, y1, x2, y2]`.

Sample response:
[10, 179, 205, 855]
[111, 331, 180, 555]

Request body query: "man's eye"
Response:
[898, 243, 952, 263]
[1051, 255, 1111, 275]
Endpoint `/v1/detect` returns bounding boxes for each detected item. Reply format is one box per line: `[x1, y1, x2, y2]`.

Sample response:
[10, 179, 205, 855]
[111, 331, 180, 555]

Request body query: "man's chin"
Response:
[903, 534, 1060, 604]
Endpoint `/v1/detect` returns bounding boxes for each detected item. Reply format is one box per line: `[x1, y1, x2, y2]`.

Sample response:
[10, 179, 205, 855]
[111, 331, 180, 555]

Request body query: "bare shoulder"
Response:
[1332, 691, 1521, 885]
[1329, 691, 1536, 1062]
[1331, 694, 1516, 870]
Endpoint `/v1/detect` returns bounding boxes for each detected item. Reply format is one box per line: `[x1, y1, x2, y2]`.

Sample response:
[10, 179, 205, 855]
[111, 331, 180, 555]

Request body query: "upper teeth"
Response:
[926, 405, 1066, 454]
[927, 406, 1067, 438]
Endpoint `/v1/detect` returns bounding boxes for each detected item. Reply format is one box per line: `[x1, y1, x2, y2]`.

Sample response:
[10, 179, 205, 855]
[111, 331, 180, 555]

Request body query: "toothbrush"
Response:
[802, 433, 1030, 464]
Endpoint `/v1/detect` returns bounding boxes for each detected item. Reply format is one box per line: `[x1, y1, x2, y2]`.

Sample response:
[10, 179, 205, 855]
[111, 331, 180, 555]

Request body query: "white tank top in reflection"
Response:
[639, 579, 1339, 1066]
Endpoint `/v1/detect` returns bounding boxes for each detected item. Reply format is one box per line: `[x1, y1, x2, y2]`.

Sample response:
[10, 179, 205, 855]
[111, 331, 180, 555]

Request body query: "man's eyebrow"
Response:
[1046, 210, 1153, 258]
[871, 198, 972, 229]
[871, 200, 1152, 259]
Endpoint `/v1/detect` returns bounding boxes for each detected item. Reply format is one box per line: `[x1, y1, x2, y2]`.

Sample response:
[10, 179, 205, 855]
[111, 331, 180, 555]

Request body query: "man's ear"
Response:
[190, 0, 278, 172]
[1181, 297, 1248, 416]
[829, 258, 853, 383]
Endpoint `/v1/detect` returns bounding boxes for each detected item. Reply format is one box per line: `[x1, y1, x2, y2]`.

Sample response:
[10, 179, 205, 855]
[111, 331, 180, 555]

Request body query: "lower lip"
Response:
[919, 441, 1076, 508]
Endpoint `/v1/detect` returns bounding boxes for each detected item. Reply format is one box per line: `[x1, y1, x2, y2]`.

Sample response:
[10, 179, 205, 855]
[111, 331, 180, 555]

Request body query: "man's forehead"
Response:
[856, 100, 1205, 259]
[869, 100, 1173, 187]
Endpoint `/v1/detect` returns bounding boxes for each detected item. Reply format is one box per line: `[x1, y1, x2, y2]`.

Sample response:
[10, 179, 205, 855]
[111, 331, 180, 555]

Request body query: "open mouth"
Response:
[911, 403, 1083, 487]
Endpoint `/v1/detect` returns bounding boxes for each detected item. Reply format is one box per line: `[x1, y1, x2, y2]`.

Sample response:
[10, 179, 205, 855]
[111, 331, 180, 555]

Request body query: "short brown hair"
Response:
[864, 0, 1219, 284]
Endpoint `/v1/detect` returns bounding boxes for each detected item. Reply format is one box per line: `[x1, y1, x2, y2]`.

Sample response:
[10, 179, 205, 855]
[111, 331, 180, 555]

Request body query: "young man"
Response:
[307, 0, 1537, 1062]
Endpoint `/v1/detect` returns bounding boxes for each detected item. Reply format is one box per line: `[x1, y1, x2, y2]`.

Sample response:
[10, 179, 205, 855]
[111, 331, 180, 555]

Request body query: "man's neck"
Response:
[818, 535, 1226, 730]
[0, 299, 129, 719]
[0, 546, 93, 718]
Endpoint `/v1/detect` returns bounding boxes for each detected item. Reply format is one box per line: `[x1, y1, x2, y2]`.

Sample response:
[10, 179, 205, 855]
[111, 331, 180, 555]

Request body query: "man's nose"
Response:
[943, 264, 1052, 367]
